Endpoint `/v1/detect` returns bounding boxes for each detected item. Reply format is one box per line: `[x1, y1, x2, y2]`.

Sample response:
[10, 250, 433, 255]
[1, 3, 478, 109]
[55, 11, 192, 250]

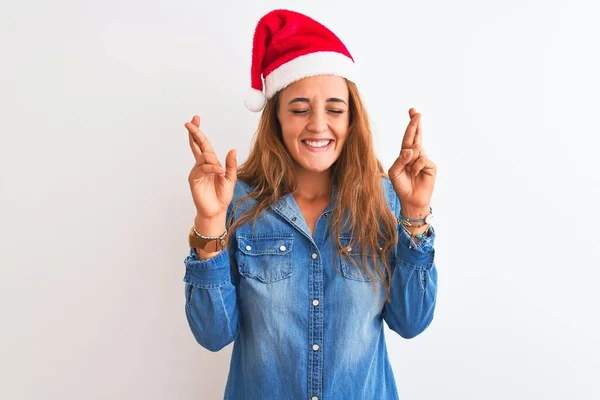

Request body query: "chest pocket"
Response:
[338, 235, 383, 282]
[236, 233, 294, 283]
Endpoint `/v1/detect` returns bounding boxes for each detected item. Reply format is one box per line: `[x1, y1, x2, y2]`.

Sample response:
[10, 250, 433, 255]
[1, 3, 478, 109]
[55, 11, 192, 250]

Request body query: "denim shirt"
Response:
[183, 177, 437, 400]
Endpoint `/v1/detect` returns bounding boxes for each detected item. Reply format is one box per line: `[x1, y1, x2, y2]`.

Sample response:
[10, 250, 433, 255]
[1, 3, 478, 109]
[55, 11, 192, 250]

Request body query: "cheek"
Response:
[332, 121, 349, 144]
[280, 126, 301, 152]
[332, 113, 349, 130]
[280, 120, 303, 143]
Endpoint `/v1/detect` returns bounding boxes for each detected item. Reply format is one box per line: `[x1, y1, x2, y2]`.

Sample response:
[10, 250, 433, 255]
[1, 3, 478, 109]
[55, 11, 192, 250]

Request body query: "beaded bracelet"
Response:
[400, 222, 432, 240]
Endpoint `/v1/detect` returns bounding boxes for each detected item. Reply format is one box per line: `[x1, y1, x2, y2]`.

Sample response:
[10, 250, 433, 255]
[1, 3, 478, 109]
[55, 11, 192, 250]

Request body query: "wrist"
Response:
[194, 214, 227, 236]
[399, 203, 431, 220]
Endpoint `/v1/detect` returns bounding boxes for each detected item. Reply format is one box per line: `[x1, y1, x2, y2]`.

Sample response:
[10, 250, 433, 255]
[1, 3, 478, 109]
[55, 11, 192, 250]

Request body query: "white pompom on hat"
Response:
[244, 87, 267, 112]
[245, 9, 358, 112]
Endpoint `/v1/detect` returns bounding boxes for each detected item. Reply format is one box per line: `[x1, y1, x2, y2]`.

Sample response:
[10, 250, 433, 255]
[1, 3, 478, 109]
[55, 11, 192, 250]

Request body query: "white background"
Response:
[1, 0, 599, 399]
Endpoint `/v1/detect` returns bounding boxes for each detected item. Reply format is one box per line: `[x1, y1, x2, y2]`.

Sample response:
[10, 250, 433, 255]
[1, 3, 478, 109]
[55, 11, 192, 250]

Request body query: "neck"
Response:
[293, 167, 333, 201]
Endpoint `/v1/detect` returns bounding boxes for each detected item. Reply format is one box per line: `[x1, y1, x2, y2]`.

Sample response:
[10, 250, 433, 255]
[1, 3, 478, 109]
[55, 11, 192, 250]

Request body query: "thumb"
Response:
[224, 149, 238, 182]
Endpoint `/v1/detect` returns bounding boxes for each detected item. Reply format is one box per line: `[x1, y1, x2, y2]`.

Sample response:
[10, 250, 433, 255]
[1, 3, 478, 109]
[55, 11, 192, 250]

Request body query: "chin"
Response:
[300, 162, 334, 172]
[291, 151, 339, 173]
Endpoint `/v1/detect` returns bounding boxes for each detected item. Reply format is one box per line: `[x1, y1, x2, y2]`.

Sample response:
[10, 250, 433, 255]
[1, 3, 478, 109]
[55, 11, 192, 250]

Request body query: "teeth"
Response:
[304, 140, 331, 148]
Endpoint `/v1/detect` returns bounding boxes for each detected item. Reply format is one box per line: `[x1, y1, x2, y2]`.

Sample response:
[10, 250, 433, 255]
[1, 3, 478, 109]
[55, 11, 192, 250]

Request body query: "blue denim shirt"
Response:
[183, 177, 437, 400]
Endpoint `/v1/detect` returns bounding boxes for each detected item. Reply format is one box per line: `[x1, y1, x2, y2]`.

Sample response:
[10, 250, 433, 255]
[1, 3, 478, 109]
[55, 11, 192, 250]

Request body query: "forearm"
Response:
[382, 257, 437, 338]
[184, 248, 240, 351]
[385, 203, 437, 338]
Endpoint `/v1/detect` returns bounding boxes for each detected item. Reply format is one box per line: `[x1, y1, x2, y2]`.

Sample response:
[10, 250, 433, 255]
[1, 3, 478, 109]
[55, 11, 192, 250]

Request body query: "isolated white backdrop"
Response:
[1, 0, 599, 399]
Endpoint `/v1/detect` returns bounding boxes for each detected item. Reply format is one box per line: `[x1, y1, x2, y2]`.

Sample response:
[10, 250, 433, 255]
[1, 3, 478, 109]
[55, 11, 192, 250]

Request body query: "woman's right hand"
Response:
[185, 115, 237, 220]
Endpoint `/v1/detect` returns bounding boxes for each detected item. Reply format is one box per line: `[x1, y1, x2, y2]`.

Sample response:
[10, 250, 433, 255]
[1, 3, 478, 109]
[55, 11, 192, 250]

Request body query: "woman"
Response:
[183, 9, 438, 400]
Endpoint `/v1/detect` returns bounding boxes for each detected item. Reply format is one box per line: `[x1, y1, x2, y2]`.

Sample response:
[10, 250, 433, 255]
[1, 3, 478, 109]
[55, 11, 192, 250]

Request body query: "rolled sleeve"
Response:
[184, 248, 232, 289]
[396, 224, 436, 270]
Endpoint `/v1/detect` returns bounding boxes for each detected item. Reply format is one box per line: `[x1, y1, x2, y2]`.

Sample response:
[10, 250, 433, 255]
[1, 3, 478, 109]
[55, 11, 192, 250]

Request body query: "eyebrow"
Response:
[288, 97, 347, 106]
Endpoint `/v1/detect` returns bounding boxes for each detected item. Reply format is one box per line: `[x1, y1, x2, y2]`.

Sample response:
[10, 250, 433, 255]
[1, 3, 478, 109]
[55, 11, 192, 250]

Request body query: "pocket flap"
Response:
[237, 234, 294, 256]
[338, 236, 385, 282]
[339, 235, 382, 256]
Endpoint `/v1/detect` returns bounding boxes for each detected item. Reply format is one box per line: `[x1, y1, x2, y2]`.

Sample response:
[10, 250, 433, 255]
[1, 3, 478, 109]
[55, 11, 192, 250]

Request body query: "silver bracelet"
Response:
[193, 226, 228, 239]
[397, 207, 433, 227]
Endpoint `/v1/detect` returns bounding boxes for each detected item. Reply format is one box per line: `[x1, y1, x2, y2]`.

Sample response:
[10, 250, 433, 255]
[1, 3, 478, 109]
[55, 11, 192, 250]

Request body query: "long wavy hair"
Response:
[227, 79, 399, 306]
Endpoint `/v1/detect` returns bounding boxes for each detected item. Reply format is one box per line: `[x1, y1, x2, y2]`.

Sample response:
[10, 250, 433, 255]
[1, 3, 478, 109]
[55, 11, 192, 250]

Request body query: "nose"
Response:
[307, 109, 327, 133]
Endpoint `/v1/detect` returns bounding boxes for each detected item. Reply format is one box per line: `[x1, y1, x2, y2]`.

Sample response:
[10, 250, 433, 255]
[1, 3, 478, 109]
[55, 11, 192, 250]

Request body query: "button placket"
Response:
[307, 240, 323, 399]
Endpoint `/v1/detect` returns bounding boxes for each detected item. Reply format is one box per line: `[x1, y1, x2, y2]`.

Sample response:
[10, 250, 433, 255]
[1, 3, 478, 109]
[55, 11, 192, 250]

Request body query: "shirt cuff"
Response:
[184, 248, 232, 289]
[396, 224, 436, 270]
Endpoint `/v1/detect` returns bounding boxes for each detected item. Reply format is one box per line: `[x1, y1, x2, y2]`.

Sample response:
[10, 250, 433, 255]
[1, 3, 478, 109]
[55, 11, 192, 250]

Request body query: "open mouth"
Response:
[301, 140, 334, 152]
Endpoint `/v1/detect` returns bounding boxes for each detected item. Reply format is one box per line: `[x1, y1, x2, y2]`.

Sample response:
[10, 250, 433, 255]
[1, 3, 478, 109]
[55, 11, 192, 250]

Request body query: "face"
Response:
[276, 75, 350, 174]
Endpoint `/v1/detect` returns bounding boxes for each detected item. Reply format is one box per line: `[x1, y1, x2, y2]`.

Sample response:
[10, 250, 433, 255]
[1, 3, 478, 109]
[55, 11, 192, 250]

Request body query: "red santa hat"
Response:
[245, 9, 358, 112]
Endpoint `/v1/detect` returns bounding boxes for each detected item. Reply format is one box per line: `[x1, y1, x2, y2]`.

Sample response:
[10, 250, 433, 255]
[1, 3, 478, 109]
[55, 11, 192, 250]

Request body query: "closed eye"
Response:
[291, 110, 345, 115]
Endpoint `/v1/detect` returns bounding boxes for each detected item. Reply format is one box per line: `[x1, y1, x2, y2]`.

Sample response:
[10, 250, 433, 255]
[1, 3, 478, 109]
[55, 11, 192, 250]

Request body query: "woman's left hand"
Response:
[388, 108, 437, 213]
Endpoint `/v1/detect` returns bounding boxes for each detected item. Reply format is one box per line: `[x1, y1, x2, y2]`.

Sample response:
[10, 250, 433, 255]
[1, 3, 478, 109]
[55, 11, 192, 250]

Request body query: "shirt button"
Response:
[312, 299, 319, 306]
[245, 245, 252, 251]
[311, 253, 318, 259]
[292, 216, 297, 221]
[346, 246, 352, 252]
[280, 245, 286, 251]
[312, 344, 319, 351]
[323, 212, 328, 217]
[312, 397, 318, 400]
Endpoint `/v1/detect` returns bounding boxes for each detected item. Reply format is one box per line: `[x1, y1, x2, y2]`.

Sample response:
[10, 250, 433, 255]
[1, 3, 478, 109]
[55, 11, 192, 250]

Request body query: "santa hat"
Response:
[245, 9, 358, 112]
